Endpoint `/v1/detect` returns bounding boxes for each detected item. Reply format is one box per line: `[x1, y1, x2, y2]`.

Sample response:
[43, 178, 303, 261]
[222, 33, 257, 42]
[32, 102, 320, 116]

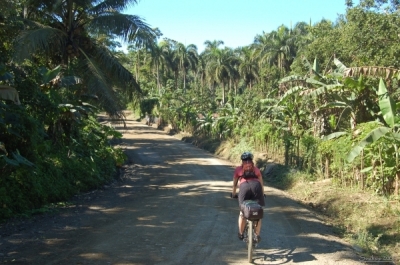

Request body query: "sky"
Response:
[122, 0, 357, 53]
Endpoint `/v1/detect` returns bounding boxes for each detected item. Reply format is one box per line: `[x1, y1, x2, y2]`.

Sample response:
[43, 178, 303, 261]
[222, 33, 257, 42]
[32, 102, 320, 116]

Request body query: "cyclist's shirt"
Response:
[233, 166, 262, 185]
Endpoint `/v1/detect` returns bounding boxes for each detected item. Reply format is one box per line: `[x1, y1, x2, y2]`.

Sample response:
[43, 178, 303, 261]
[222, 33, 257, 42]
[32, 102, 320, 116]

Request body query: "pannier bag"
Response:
[241, 200, 263, 220]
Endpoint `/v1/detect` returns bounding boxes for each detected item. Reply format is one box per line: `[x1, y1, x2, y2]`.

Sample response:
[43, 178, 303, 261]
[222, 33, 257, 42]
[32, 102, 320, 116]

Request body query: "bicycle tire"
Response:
[247, 220, 253, 262]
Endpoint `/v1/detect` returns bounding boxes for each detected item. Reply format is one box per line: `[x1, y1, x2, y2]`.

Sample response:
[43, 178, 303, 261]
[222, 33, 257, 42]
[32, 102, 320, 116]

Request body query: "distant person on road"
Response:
[231, 151, 265, 243]
[145, 113, 151, 126]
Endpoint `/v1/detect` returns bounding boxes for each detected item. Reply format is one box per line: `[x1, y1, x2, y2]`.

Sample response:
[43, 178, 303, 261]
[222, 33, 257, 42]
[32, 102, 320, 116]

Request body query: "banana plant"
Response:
[347, 78, 400, 194]
[196, 111, 214, 137]
[215, 103, 240, 138]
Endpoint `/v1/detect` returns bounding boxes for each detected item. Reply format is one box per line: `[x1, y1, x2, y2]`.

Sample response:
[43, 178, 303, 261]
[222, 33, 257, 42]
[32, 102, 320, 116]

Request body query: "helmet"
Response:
[240, 152, 253, 161]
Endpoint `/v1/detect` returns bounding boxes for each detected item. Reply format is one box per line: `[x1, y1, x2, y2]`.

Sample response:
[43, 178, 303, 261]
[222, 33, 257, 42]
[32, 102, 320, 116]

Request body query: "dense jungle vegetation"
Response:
[1, 0, 399, 261]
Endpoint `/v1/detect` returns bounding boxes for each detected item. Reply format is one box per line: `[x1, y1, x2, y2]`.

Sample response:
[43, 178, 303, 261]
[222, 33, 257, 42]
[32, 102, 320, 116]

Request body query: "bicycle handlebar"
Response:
[230, 193, 266, 199]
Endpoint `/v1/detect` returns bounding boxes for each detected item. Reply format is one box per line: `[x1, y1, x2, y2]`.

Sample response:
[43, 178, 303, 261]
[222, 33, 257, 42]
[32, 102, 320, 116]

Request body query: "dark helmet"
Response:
[240, 151, 253, 161]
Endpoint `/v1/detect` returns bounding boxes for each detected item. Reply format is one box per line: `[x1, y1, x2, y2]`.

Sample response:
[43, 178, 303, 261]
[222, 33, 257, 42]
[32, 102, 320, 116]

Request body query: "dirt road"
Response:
[0, 119, 365, 264]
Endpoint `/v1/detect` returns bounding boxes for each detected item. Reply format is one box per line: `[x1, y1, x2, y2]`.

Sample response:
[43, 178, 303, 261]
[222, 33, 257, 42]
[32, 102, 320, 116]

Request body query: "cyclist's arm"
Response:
[232, 176, 239, 197]
[232, 167, 241, 197]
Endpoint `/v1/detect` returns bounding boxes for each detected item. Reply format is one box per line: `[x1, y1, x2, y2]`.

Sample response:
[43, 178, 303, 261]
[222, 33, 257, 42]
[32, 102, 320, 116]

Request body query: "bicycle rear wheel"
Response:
[247, 220, 253, 262]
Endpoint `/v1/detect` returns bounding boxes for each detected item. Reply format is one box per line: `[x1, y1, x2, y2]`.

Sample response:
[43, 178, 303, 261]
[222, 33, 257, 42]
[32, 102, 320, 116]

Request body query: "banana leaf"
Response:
[334, 58, 348, 75]
[378, 78, 396, 128]
[322, 131, 348, 140]
[278, 86, 305, 104]
[0, 85, 20, 105]
[347, 126, 391, 162]
[39, 65, 61, 85]
[279, 75, 305, 83]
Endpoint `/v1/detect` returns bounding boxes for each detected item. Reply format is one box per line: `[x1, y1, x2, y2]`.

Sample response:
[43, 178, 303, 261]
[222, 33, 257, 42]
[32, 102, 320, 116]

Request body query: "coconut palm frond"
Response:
[82, 54, 124, 118]
[91, 0, 140, 13]
[89, 13, 155, 43]
[14, 26, 67, 62]
[130, 27, 161, 49]
[89, 44, 141, 96]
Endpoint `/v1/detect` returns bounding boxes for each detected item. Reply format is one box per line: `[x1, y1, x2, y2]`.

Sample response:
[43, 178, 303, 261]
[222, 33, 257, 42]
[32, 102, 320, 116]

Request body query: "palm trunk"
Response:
[183, 71, 186, 93]
[222, 83, 226, 105]
[136, 51, 140, 81]
[174, 70, 178, 90]
[395, 145, 399, 195]
[156, 64, 161, 96]
[350, 113, 356, 131]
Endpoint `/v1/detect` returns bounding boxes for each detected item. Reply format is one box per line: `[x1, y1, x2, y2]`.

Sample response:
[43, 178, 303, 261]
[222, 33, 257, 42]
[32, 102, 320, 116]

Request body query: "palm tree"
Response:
[203, 40, 224, 55]
[128, 27, 162, 82]
[253, 25, 296, 76]
[201, 40, 224, 93]
[158, 38, 180, 90]
[195, 55, 207, 94]
[292, 21, 314, 54]
[145, 38, 171, 96]
[238, 46, 259, 90]
[173, 42, 198, 93]
[206, 47, 236, 104]
[12, 0, 158, 118]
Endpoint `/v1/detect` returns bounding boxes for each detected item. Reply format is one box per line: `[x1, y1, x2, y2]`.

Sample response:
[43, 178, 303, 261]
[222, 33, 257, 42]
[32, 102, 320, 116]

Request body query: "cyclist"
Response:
[145, 113, 151, 126]
[231, 151, 265, 242]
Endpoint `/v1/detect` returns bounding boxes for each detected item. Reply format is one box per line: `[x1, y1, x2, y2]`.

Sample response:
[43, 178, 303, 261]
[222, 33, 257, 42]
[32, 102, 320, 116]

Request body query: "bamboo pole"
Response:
[395, 145, 399, 195]
[361, 149, 364, 190]
[379, 144, 384, 194]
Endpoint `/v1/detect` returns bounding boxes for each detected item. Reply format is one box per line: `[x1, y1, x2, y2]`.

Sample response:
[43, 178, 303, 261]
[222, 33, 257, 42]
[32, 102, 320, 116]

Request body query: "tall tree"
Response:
[238, 46, 259, 90]
[11, 0, 157, 117]
[173, 42, 198, 93]
[263, 25, 296, 75]
[206, 47, 236, 104]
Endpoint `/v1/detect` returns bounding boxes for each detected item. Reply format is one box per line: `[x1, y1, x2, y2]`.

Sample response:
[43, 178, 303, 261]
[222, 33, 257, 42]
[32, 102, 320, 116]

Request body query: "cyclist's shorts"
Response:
[238, 180, 265, 207]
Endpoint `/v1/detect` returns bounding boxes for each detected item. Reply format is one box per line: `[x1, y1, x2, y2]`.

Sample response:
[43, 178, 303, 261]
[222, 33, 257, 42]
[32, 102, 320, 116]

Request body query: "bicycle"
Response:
[232, 194, 264, 263]
[243, 216, 260, 262]
[241, 200, 263, 262]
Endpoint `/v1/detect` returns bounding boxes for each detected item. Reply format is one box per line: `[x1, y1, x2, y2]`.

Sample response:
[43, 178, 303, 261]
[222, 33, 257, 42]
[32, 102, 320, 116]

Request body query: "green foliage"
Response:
[343, 8, 400, 68]
[300, 134, 319, 171]
[139, 97, 159, 116]
[0, 62, 126, 220]
[0, 113, 125, 220]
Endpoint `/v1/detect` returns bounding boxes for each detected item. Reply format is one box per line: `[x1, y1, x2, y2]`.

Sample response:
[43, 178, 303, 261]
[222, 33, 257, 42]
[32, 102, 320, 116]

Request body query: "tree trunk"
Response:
[325, 156, 330, 179]
[296, 137, 300, 168]
[136, 51, 140, 81]
[361, 150, 364, 190]
[222, 83, 225, 105]
[156, 64, 161, 96]
[183, 71, 186, 93]
[284, 139, 290, 166]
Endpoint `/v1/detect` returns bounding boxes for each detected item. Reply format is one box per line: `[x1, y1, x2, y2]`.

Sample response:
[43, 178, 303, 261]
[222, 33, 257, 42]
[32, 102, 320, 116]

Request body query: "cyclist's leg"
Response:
[238, 211, 246, 237]
[250, 181, 265, 236]
[238, 182, 251, 236]
[255, 219, 262, 235]
[252, 181, 265, 207]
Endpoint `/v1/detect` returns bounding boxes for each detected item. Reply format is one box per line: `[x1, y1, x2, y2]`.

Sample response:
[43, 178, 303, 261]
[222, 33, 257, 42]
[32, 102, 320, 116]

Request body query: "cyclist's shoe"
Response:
[254, 235, 261, 243]
[238, 232, 244, 241]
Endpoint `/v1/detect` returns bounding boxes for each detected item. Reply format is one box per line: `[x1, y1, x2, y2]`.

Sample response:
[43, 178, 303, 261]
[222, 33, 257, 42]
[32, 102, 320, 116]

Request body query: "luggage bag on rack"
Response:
[241, 200, 263, 220]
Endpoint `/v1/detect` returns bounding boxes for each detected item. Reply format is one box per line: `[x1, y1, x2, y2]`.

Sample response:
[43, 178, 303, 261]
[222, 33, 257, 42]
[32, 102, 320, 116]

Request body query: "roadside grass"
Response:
[175, 135, 399, 264]
[268, 169, 400, 264]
